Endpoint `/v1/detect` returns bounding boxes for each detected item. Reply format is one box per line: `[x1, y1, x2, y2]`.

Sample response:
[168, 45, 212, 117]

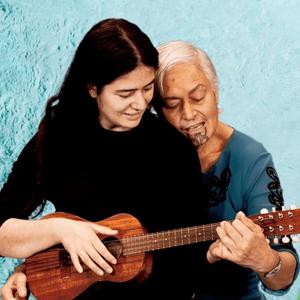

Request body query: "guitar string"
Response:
[103, 215, 281, 255]
[28, 215, 286, 270]
[106, 223, 223, 255]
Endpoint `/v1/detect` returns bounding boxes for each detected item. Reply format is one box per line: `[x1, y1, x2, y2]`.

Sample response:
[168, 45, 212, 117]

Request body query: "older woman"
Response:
[154, 40, 298, 300]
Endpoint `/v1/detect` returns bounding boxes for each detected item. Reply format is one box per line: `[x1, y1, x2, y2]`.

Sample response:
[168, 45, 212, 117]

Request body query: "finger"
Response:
[90, 223, 118, 235]
[15, 273, 27, 298]
[216, 224, 236, 251]
[87, 247, 113, 274]
[93, 240, 117, 265]
[210, 238, 232, 260]
[236, 211, 262, 234]
[222, 221, 243, 244]
[78, 250, 104, 276]
[15, 291, 27, 300]
[209, 239, 221, 249]
[207, 248, 220, 263]
[231, 218, 253, 237]
[1, 284, 17, 300]
[69, 251, 83, 273]
[207, 240, 220, 263]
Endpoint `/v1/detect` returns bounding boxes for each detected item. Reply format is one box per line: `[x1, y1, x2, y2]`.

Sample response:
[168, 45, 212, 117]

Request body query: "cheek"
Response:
[162, 110, 179, 126]
[146, 95, 153, 104]
[204, 105, 218, 120]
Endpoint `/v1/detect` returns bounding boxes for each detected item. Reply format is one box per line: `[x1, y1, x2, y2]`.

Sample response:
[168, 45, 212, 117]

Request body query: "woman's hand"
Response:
[206, 211, 279, 273]
[51, 218, 118, 276]
[1, 264, 27, 300]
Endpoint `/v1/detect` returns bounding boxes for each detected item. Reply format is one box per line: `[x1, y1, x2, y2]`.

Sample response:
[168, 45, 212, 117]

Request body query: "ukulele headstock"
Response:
[250, 205, 300, 244]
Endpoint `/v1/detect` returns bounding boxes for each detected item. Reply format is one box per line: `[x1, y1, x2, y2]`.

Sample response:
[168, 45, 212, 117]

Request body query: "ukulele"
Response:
[25, 207, 300, 300]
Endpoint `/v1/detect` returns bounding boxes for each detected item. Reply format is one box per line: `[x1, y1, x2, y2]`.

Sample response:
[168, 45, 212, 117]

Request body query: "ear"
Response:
[212, 90, 218, 104]
[87, 83, 98, 98]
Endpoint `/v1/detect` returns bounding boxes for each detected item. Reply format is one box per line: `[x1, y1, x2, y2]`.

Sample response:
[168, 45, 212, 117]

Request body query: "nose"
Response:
[131, 91, 148, 111]
[182, 100, 195, 121]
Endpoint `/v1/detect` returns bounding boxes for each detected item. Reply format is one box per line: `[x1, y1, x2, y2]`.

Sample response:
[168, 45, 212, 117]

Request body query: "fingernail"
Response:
[112, 258, 117, 264]
[97, 270, 104, 276]
[107, 267, 113, 273]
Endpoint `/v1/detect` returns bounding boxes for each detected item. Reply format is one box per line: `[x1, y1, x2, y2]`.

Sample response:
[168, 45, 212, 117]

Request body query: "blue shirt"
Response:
[196, 129, 299, 300]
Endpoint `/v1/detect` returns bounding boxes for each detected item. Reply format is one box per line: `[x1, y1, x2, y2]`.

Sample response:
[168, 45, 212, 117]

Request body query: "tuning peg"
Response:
[260, 208, 268, 214]
[291, 235, 299, 242]
[273, 237, 279, 244]
[272, 207, 276, 212]
[290, 204, 297, 210]
[282, 236, 290, 244]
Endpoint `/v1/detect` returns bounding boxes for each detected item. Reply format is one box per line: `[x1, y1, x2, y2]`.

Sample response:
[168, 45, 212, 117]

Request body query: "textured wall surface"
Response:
[0, 0, 299, 299]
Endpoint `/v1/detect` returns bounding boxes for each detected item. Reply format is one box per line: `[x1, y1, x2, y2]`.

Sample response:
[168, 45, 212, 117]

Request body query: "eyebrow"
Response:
[116, 78, 155, 93]
[163, 84, 206, 100]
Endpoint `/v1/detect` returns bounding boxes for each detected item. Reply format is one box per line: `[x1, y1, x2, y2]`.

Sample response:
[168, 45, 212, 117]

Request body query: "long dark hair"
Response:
[42, 18, 158, 130]
[30, 18, 158, 216]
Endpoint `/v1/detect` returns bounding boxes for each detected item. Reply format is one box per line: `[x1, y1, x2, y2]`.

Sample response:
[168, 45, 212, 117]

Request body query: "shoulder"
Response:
[141, 110, 195, 149]
[229, 129, 271, 162]
[141, 110, 200, 166]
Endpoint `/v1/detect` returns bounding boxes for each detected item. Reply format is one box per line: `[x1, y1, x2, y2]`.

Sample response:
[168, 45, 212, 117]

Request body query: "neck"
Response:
[119, 223, 220, 256]
[197, 122, 233, 173]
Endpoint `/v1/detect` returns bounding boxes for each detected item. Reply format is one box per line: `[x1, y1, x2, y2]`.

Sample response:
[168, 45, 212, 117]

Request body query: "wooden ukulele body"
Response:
[25, 213, 152, 300]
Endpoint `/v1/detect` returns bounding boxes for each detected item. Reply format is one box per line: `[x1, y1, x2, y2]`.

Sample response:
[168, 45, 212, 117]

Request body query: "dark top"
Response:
[0, 110, 206, 300]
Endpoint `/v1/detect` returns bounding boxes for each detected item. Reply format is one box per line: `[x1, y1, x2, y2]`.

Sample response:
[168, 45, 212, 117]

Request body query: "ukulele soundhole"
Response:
[103, 237, 123, 258]
[59, 249, 72, 278]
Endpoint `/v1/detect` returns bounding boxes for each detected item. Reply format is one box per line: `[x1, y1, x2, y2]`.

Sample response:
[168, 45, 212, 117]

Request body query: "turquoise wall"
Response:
[0, 0, 299, 299]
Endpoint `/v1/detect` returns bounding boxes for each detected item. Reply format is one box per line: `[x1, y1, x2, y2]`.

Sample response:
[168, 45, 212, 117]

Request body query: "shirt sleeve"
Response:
[0, 134, 43, 227]
[243, 150, 299, 294]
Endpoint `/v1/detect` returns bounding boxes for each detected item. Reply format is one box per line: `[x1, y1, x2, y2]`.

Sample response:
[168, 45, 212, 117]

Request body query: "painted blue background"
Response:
[0, 0, 299, 299]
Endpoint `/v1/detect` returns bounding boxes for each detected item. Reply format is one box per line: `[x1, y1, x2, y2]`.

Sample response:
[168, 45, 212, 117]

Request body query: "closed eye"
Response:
[164, 99, 180, 109]
[143, 83, 154, 92]
[191, 96, 205, 103]
[118, 91, 134, 98]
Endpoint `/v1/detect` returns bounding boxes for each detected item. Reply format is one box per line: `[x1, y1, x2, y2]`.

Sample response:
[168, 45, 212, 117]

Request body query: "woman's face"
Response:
[161, 62, 218, 149]
[89, 65, 155, 131]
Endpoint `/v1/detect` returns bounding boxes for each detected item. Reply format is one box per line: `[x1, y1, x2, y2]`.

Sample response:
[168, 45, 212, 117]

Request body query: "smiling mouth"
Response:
[124, 112, 142, 119]
[184, 122, 205, 134]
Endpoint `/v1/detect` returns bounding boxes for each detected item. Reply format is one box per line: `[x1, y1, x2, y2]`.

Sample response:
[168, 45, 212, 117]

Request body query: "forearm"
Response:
[258, 251, 297, 290]
[0, 218, 60, 258]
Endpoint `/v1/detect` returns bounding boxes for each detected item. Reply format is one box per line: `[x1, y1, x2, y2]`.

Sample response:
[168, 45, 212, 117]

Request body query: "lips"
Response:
[184, 122, 205, 135]
[124, 112, 142, 120]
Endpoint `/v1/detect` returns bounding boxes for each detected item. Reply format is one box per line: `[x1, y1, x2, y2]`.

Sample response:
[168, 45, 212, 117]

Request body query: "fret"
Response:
[153, 233, 159, 250]
[174, 228, 177, 247]
[122, 222, 222, 256]
[197, 226, 202, 241]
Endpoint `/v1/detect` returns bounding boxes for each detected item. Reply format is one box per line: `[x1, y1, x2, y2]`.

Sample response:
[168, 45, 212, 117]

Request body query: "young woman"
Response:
[0, 20, 204, 300]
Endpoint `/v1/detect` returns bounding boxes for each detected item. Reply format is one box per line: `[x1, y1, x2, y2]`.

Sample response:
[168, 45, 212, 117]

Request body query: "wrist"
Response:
[40, 218, 62, 245]
[264, 256, 282, 278]
[259, 251, 282, 278]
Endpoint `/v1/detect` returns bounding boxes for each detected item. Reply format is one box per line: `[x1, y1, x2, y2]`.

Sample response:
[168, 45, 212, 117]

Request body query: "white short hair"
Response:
[156, 40, 218, 98]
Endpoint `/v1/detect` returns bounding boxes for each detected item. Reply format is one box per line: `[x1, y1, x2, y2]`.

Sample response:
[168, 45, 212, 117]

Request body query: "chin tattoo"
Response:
[189, 127, 208, 149]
